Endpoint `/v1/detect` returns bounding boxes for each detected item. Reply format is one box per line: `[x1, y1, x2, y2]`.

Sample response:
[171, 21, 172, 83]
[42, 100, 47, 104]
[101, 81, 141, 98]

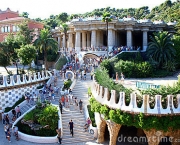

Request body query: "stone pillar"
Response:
[100, 31, 103, 46]
[82, 32, 86, 50]
[75, 31, 81, 53]
[87, 32, 91, 48]
[63, 34, 66, 48]
[58, 36, 61, 49]
[108, 29, 115, 52]
[144, 129, 161, 145]
[126, 28, 133, 47]
[91, 30, 96, 49]
[106, 120, 121, 145]
[143, 30, 148, 51]
[95, 113, 106, 143]
[96, 31, 100, 47]
[68, 33, 73, 51]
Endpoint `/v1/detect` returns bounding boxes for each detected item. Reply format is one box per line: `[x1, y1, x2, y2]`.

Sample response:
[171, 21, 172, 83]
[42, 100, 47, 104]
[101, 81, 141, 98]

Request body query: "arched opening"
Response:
[104, 124, 110, 142]
[159, 136, 172, 145]
[117, 125, 148, 145]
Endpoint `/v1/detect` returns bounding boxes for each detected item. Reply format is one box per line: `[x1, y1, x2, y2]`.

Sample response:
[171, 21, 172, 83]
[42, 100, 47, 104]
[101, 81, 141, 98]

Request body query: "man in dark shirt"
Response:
[68, 120, 74, 137]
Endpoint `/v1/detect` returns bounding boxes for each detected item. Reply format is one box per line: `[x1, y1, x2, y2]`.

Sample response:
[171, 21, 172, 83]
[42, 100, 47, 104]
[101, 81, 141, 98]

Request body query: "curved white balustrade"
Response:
[92, 81, 180, 115]
[0, 71, 51, 88]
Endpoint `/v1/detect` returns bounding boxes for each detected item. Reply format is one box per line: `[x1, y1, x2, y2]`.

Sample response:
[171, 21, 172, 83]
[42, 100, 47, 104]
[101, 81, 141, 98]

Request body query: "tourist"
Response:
[2, 112, 5, 124]
[16, 106, 21, 118]
[68, 120, 74, 137]
[6, 130, 11, 142]
[33, 94, 38, 103]
[65, 96, 69, 108]
[5, 114, 10, 124]
[12, 116, 16, 124]
[13, 126, 19, 140]
[4, 123, 9, 135]
[116, 72, 119, 82]
[79, 99, 83, 113]
[61, 96, 65, 107]
[56, 128, 62, 144]
[59, 102, 63, 114]
[84, 117, 91, 132]
[121, 73, 125, 84]
[51, 90, 55, 100]
[90, 70, 94, 80]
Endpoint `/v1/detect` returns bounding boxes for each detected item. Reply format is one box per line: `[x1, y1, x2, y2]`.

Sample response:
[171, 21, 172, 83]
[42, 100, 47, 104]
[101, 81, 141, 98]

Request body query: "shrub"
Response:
[63, 79, 72, 89]
[4, 96, 25, 112]
[17, 104, 59, 136]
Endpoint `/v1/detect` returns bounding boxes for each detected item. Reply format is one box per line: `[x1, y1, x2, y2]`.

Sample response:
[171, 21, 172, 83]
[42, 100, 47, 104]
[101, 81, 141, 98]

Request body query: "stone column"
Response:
[58, 36, 61, 49]
[63, 34, 66, 48]
[82, 32, 86, 50]
[106, 120, 121, 145]
[87, 32, 91, 48]
[108, 29, 115, 52]
[100, 31, 103, 46]
[96, 31, 100, 47]
[144, 129, 161, 145]
[91, 30, 96, 50]
[68, 33, 73, 51]
[142, 30, 148, 51]
[126, 28, 133, 47]
[75, 31, 81, 53]
[95, 113, 106, 143]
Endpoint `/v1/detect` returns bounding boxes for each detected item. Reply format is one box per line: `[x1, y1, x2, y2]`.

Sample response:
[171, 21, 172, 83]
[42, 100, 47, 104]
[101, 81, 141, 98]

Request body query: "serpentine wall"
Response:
[0, 71, 52, 113]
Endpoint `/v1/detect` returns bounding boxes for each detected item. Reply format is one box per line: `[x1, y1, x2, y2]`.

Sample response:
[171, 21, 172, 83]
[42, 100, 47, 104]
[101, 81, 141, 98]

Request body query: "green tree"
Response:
[1, 34, 23, 74]
[147, 32, 176, 68]
[16, 44, 37, 69]
[102, 12, 112, 56]
[17, 21, 33, 45]
[21, 12, 29, 18]
[34, 28, 58, 69]
[58, 12, 69, 23]
[0, 44, 11, 74]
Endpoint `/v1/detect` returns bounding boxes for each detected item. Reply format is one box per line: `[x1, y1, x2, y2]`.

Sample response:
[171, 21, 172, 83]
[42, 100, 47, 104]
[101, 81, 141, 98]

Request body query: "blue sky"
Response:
[1, 0, 176, 19]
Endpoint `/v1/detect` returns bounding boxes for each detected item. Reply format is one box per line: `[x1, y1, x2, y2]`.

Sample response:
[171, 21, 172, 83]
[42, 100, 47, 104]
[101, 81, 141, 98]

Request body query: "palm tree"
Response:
[60, 23, 69, 54]
[147, 31, 176, 68]
[34, 28, 58, 70]
[102, 12, 112, 57]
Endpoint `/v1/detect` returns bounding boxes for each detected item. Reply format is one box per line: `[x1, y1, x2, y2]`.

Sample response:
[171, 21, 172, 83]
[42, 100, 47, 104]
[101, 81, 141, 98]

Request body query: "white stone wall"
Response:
[92, 80, 180, 115]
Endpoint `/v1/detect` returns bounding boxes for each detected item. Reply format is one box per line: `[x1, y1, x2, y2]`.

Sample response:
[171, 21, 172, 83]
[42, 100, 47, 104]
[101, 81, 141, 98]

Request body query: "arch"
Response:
[159, 136, 172, 145]
[117, 125, 147, 145]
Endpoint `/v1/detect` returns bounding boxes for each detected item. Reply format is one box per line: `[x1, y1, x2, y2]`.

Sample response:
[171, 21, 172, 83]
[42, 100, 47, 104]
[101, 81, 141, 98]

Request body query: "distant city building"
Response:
[0, 8, 44, 42]
[52, 16, 175, 53]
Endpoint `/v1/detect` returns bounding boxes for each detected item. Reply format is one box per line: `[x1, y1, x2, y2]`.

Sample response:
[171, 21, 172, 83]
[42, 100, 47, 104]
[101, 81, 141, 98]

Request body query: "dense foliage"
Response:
[17, 103, 59, 136]
[87, 105, 96, 127]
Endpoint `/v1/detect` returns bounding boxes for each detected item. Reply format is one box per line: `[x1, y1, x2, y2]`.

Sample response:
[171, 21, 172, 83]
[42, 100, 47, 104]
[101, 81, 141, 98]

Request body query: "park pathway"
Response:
[61, 75, 94, 144]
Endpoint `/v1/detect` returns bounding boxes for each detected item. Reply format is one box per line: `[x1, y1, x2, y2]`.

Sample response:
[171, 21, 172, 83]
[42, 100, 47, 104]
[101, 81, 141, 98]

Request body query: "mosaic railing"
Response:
[92, 80, 180, 115]
[0, 71, 51, 88]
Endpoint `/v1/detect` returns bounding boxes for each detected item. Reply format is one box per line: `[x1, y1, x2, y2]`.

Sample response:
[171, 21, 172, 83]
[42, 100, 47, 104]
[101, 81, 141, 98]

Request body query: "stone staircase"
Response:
[20, 103, 34, 115]
[61, 78, 94, 144]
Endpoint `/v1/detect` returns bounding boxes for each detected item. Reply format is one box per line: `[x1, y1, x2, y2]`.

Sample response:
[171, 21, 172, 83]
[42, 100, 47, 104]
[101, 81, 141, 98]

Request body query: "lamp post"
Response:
[106, 17, 109, 58]
[36, 51, 38, 72]
[105, 16, 113, 59]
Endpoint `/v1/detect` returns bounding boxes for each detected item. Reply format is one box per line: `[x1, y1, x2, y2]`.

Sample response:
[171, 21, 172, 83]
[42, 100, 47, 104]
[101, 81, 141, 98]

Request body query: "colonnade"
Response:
[55, 27, 149, 53]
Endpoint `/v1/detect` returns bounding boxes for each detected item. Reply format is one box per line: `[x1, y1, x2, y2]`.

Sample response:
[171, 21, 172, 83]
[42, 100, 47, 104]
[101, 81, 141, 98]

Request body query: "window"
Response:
[12, 25, 19, 32]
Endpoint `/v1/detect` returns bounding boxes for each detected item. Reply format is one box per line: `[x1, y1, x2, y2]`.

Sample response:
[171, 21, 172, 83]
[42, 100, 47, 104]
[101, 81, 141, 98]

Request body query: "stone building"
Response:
[0, 8, 44, 42]
[52, 17, 176, 53]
